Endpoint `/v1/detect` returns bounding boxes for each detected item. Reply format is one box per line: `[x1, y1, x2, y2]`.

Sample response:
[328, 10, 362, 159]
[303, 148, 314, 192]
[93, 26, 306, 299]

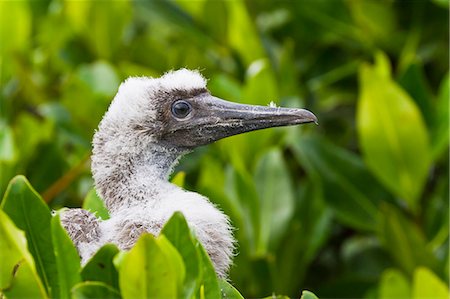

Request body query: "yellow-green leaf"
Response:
[357, 52, 431, 210]
[413, 267, 449, 299]
[0, 210, 48, 298]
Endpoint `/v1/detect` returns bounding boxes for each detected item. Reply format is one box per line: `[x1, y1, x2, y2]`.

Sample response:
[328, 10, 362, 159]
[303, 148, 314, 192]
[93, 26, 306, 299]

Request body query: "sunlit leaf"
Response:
[413, 267, 449, 299]
[0, 1, 31, 54]
[1, 175, 58, 297]
[357, 52, 431, 210]
[83, 189, 110, 220]
[161, 212, 200, 299]
[114, 234, 184, 299]
[301, 290, 319, 299]
[51, 213, 81, 299]
[226, 0, 265, 65]
[0, 210, 48, 299]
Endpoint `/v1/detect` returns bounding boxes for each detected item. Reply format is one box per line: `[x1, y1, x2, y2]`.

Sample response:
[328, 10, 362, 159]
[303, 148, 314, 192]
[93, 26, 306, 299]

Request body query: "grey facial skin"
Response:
[161, 93, 318, 148]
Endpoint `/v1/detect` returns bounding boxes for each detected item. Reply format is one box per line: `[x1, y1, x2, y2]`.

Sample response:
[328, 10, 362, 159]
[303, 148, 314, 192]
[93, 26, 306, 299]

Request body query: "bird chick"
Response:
[61, 69, 317, 278]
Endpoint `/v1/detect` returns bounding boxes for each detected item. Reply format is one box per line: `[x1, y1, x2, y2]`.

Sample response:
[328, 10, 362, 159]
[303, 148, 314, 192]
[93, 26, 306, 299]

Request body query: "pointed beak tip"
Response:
[300, 110, 318, 125]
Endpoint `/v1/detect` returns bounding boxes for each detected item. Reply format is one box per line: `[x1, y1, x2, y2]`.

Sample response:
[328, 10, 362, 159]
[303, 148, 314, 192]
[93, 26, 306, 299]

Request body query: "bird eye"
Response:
[171, 100, 192, 118]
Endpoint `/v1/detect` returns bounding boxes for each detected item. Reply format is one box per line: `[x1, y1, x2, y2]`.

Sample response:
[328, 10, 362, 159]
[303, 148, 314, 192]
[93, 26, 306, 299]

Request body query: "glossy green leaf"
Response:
[51, 213, 81, 299]
[219, 279, 244, 299]
[161, 212, 200, 299]
[357, 52, 431, 210]
[114, 234, 185, 299]
[1, 175, 58, 297]
[71, 281, 121, 299]
[80, 244, 119, 289]
[379, 268, 411, 299]
[413, 267, 449, 299]
[82, 189, 110, 220]
[291, 135, 386, 231]
[0, 210, 48, 298]
[254, 148, 294, 253]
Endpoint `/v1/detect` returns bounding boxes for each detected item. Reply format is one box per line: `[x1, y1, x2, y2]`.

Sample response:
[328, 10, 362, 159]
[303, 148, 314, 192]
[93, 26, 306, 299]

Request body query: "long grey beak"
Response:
[166, 94, 318, 148]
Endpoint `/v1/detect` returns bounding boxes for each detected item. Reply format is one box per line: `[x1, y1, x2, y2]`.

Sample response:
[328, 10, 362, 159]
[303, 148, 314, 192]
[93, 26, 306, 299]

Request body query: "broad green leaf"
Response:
[114, 234, 184, 299]
[379, 268, 411, 299]
[243, 59, 278, 106]
[254, 149, 294, 253]
[219, 279, 244, 299]
[357, 52, 431, 210]
[1, 175, 58, 297]
[0, 1, 30, 54]
[71, 281, 121, 299]
[301, 290, 319, 299]
[161, 212, 200, 299]
[51, 213, 82, 299]
[197, 241, 221, 298]
[83, 189, 110, 220]
[80, 244, 119, 289]
[226, 0, 265, 66]
[0, 210, 48, 298]
[378, 204, 439, 275]
[413, 267, 449, 299]
[290, 135, 387, 231]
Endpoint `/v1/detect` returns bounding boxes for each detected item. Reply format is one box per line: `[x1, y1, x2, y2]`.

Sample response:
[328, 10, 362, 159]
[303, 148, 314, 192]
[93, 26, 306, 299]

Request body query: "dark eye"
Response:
[171, 100, 192, 118]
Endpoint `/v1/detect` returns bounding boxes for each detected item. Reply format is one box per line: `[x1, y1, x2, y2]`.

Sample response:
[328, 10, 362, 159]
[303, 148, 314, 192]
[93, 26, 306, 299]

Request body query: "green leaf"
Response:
[379, 268, 411, 299]
[82, 189, 110, 220]
[77, 61, 120, 97]
[413, 267, 449, 299]
[71, 281, 121, 299]
[0, 210, 48, 298]
[431, 73, 449, 159]
[226, 0, 265, 66]
[170, 171, 186, 188]
[290, 136, 386, 231]
[114, 234, 185, 299]
[80, 244, 119, 290]
[0, 123, 16, 162]
[197, 241, 221, 298]
[301, 290, 319, 299]
[254, 148, 294, 253]
[161, 212, 200, 299]
[1, 175, 58, 297]
[0, 1, 31, 54]
[357, 52, 431, 210]
[219, 279, 244, 299]
[51, 213, 82, 299]
[378, 204, 439, 275]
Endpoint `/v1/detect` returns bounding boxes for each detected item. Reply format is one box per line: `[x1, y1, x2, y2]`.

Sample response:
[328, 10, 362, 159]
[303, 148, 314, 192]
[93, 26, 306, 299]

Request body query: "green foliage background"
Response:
[0, 0, 449, 298]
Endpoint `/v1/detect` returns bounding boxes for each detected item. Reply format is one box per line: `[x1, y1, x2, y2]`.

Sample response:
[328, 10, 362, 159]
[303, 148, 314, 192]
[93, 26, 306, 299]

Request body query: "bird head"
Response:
[101, 69, 317, 151]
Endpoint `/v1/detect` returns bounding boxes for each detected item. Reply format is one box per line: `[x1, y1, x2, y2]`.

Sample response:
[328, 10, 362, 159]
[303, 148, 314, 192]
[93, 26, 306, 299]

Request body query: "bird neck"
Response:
[92, 134, 185, 214]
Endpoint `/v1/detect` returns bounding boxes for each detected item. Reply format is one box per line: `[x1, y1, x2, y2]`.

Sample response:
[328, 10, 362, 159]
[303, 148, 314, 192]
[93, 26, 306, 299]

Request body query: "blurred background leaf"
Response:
[1, 0, 448, 298]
